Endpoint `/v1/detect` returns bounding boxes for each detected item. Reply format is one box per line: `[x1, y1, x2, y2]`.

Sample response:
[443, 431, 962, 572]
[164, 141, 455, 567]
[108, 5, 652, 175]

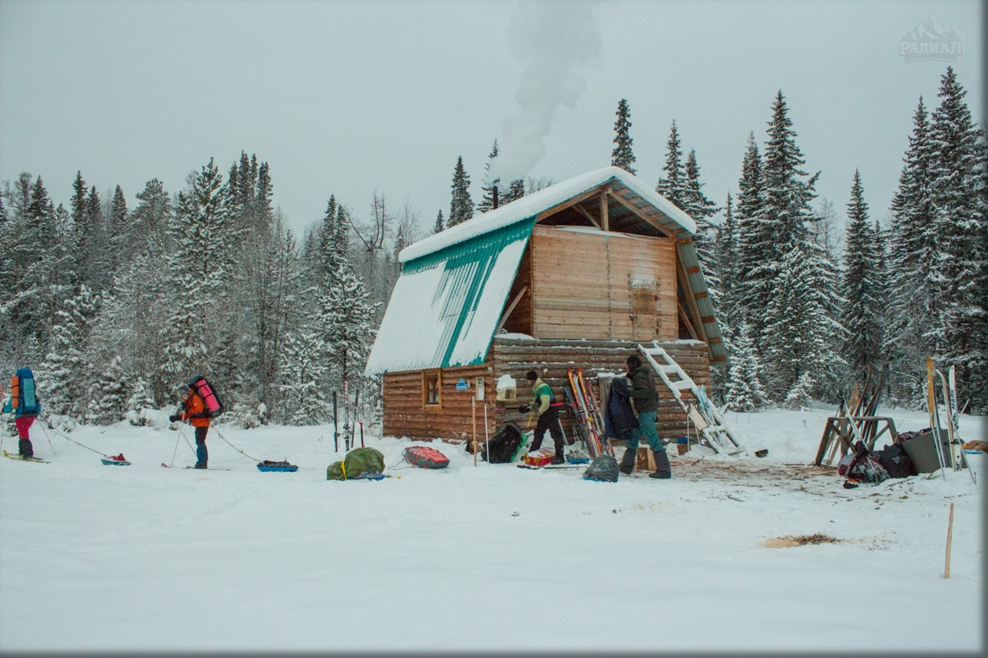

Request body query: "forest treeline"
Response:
[1, 67, 984, 428]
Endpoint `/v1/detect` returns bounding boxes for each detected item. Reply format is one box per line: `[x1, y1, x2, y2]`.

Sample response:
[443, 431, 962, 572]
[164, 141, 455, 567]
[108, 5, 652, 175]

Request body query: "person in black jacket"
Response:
[624, 355, 671, 478]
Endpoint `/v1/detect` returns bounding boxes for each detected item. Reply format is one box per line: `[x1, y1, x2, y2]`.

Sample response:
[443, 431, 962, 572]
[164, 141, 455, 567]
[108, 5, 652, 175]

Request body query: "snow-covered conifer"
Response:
[611, 99, 636, 174]
[448, 156, 474, 227]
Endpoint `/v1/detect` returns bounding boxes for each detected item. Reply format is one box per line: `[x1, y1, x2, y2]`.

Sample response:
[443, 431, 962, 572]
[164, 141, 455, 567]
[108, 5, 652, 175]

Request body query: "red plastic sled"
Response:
[403, 446, 449, 469]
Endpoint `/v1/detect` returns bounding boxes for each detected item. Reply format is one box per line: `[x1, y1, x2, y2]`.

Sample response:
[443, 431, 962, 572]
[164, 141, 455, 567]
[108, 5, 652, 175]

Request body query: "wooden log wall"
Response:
[490, 337, 711, 441]
[382, 364, 498, 444]
[381, 338, 711, 444]
[529, 226, 677, 342]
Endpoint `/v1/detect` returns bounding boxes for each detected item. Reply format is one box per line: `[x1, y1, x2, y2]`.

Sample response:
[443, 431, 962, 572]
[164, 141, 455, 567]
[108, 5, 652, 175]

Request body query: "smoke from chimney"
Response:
[485, 0, 602, 186]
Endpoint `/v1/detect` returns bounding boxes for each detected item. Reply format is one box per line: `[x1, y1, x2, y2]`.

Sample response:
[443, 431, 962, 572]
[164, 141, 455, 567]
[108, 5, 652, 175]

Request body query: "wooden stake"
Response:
[472, 397, 477, 467]
[944, 502, 954, 579]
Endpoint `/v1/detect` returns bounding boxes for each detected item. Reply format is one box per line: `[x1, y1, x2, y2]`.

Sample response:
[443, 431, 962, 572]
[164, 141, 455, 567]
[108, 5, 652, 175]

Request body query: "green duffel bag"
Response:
[327, 447, 386, 481]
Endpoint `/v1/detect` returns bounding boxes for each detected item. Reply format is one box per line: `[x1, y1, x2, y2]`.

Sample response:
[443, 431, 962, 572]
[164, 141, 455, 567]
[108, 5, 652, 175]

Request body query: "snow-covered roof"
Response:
[367, 167, 718, 375]
[398, 166, 697, 264]
[365, 218, 535, 375]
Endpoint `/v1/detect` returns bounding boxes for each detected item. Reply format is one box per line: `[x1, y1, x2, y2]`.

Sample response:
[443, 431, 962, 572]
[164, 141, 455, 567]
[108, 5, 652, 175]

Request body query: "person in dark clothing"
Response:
[622, 355, 671, 478]
[520, 370, 566, 464]
[170, 383, 211, 468]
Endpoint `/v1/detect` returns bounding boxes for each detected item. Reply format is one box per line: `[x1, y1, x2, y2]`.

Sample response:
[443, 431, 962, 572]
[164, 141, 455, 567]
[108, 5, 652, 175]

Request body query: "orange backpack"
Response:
[10, 374, 20, 410]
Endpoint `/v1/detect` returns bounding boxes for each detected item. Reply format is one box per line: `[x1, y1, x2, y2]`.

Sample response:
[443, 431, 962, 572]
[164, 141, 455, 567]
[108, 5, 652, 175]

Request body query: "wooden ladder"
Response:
[638, 342, 746, 456]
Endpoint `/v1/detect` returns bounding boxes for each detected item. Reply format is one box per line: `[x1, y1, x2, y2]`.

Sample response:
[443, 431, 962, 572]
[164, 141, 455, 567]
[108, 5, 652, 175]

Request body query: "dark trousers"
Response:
[195, 426, 209, 468]
[530, 406, 564, 453]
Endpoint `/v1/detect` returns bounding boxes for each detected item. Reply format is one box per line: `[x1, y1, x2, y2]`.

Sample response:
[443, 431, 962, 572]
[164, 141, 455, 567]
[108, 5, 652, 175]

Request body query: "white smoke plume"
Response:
[486, 0, 603, 186]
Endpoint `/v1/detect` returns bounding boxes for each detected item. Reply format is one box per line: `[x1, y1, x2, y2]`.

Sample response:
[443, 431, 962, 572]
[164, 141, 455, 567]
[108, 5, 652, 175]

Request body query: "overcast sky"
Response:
[0, 0, 982, 244]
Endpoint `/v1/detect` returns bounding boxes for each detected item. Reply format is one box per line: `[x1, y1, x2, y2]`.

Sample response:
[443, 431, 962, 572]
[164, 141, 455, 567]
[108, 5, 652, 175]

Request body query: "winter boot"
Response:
[649, 449, 671, 479]
[19, 439, 34, 459]
[619, 447, 636, 475]
[551, 448, 565, 465]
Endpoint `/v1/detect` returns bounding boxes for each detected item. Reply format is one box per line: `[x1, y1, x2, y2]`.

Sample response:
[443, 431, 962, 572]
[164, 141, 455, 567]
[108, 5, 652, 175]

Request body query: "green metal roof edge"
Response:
[404, 215, 538, 369]
[677, 240, 727, 361]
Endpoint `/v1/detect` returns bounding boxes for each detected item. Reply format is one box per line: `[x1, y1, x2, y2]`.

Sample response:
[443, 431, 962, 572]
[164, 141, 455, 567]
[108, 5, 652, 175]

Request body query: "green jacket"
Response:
[530, 378, 555, 415]
[628, 367, 658, 414]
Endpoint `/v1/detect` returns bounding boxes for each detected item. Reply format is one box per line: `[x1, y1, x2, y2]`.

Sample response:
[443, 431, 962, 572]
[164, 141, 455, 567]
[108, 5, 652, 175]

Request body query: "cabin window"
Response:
[423, 370, 441, 408]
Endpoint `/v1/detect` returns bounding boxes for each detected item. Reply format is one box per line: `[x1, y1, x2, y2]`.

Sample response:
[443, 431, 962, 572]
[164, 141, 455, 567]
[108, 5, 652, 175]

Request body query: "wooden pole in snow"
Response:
[472, 397, 478, 467]
[944, 502, 955, 579]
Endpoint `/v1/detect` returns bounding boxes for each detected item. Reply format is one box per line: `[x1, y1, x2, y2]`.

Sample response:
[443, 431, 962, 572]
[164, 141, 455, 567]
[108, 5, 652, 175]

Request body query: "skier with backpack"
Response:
[2, 368, 42, 459]
[622, 355, 671, 479]
[170, 380, 213, 469]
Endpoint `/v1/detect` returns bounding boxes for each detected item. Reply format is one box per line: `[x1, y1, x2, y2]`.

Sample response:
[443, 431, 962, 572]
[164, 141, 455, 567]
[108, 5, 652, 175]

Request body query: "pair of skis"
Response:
[926, 358, 972, 481]
[565, 368, 612, 459]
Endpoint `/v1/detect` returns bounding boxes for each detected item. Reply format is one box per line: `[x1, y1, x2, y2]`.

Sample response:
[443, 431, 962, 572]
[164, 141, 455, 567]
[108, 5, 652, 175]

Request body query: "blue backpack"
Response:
[10, 368, 41, 416]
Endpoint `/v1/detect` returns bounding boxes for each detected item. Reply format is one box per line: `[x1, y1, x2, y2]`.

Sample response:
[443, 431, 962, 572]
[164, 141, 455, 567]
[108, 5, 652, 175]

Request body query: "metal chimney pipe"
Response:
[492, 185, 499, 210]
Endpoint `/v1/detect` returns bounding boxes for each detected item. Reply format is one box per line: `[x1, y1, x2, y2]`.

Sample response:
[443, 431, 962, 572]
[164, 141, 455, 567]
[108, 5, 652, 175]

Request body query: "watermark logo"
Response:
[899, 15, 964, 63]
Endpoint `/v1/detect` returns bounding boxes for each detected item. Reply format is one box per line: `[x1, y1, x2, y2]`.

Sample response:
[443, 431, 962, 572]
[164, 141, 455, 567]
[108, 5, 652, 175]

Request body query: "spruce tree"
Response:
[42, 285, 102, 420]
[501, 178, 526, 205]
[715, 194, 741, 335]
[433, 209, 445, 234]
[130, 178, 172, 255]
[161, 158, 232, 377]
[756, 91, 842, 399]
[885, 97, 937, 405]
[724, 322, 767, 411]
[278, 328, 331, 425]
[318, 195, 339, 282]
[656, 121, 689, 207]
[734, 132, 768, 338]
[840, 170, 881, 380]
[448, 156, 474, 227]
[106, 184, 128, 275]
[611, 98, 636, 174]
[928, 67, 984, 407]
[317, 259, 379, 398]
[86, 354, 127, 425]
[478, 140, 500, 214]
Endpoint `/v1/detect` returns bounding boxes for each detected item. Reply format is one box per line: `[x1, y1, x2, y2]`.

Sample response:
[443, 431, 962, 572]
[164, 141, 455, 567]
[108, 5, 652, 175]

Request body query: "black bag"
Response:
[482, 422, 525, 464]
[876, 443, 915, 478]
[583, 455, 619, 482]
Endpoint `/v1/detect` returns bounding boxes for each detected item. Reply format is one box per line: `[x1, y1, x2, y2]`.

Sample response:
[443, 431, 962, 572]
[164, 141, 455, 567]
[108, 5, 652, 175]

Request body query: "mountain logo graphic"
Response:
[898, 15, 964, 63]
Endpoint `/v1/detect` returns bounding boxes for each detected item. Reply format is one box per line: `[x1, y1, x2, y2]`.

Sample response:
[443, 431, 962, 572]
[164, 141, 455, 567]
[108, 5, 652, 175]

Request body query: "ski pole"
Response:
[178, 427, 198, 458]
[351, 388, 360, 449]
[45, 423, 117, 459]
[333, 391, 339, 453]
[359, 421, 364, 448]
[166, 428, 182, 467]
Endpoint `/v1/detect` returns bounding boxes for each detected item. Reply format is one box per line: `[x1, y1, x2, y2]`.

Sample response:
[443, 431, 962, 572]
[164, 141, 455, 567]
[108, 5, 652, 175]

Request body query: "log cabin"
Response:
[364, 166, 726, 446]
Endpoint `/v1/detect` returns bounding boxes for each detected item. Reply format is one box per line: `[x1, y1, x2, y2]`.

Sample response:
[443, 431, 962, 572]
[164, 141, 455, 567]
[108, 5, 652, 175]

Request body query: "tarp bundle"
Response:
[327, 447, 386, 480]
[583, 455, 619, 482]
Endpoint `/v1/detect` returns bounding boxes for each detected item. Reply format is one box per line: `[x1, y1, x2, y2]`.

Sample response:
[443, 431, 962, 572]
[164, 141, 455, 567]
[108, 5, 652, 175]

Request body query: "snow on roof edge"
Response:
[399, 166, 697, 264]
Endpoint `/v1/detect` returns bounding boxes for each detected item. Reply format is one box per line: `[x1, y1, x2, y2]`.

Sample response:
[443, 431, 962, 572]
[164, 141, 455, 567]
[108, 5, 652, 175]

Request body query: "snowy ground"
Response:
[0, 403, 983, 652]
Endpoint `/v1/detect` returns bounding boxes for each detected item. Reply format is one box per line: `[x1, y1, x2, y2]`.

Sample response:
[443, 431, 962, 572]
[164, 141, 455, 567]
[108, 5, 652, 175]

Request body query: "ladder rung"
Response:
[660, 365, 680, 374]
[671, 380, 694, 391]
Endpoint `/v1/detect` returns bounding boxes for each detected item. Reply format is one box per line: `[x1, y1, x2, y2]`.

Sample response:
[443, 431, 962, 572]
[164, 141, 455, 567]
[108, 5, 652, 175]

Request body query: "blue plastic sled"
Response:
[257, 463, 298, 472]
[101, 458, 131, 466]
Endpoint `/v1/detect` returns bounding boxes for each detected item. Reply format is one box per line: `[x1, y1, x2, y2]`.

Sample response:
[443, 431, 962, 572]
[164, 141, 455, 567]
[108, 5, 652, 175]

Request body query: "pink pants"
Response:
[14, 415, 35, 439]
